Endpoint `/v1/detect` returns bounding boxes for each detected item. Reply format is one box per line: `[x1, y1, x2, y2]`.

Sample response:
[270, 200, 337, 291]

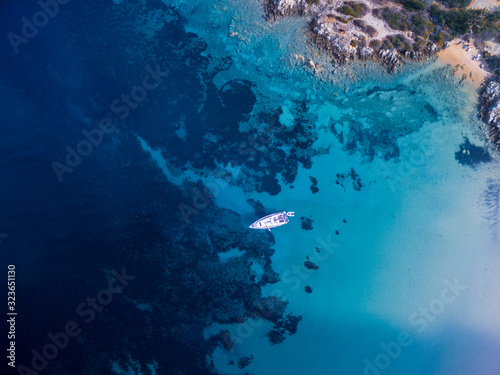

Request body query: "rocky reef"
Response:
[304, 260, 319, 270]
[480, 79, 500, 150]
[264, 0, 307, 20]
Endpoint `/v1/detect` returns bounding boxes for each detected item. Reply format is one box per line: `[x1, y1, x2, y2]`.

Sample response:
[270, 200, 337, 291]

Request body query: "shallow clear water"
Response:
[179, 1, 500, 374]
[1, 0, 499, 374]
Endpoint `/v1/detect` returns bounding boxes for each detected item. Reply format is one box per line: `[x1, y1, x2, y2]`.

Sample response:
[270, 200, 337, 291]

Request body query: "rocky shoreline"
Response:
[480, 79, 500, 150]
[263, 0, 437, 72]
[263, 0, 500, 151]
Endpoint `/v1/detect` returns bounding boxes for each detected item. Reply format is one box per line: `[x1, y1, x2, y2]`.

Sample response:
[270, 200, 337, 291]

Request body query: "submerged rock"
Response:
[238, 355, 254, 369]
[309, 176, 319, 194]
[305, 285, 313, 293]
[266, 313, 303, 344]
[301, 216, 314, 230]
[304, 260, 319, 270]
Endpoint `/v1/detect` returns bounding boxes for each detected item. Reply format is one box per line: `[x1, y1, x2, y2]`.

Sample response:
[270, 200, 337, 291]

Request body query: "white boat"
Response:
[249, 211, 295, 231]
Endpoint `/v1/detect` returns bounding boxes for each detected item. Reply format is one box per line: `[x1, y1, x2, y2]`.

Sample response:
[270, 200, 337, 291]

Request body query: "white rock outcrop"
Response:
[480, 80, 500, 148]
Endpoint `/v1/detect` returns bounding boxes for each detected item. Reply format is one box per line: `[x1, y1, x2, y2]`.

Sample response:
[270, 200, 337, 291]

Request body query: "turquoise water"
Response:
[0, 0, 500, 375]
[168, 1, 500, 374]
[2, 0, 497, 373]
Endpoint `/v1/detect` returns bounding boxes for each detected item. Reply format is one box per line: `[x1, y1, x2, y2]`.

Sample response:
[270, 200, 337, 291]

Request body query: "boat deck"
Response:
[250, 211, 292, 230]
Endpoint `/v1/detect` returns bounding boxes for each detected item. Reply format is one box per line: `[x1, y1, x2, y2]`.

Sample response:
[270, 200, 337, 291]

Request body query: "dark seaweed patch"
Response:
[266, 314, 303, 345]
[309, 176, 319, 194]
[261, 174, 282, 196]
[301, 216, 314, 230]
[455, 137, 492, 167]
[219, 79, 256, 123]
[238, 355, 254, 369]
[336, 168, 364, 191]
[423, 102, 439, 121]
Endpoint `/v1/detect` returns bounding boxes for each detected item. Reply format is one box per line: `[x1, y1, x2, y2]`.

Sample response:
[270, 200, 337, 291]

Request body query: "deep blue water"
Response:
[2, 1, 500, 375]
[0, 1, 254, 374]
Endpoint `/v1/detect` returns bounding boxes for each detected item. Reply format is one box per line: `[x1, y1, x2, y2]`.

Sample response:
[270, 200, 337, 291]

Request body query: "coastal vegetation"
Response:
[374, 2, 500, 49]
[373, 6, 436, 49]
[374, 7, 410, 31]
[353, 19, 378, 37]
[388, 34, 413, 51]
[266, 0, 500, 70]
[338, 2, 369, 18]
[429, 5, 489, 35]
[374, 7, 434, 36]
[398, 0, 426, 12]
[438, 0, 472, 8]
[411, 12, 434, 37]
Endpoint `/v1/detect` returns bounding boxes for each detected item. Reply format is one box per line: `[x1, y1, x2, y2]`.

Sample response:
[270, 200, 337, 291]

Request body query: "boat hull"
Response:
[249, 211, 293, 230]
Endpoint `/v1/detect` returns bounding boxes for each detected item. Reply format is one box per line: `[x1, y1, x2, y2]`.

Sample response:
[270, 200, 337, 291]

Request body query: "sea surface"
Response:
[1, 0, 499, 374]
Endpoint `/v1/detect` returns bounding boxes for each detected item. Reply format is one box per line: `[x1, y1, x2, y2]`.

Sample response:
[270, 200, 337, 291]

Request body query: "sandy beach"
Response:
[437, 40, 490, 88]
[468, 0, 500, 10]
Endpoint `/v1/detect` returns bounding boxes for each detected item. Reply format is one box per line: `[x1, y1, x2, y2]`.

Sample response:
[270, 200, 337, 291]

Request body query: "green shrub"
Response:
[379, 7, 410, 31]
[438, 0, 472, 8]
[307, 0, 320, 4]
[485, 55, 500, 75]
[430, 5, 488, 35]
[370, 39, 383, 50]
[338, 1, 369, 18]
[412, 36, 426, 51]
[353, 19, 367, 28]
[365, 25, 378, 37]
[431, 31, 447, 46]
[410, 12, 434, 36]
[485, 11, 500, 33]
[354, 19, 379, 37]
[402, 0, 426, 12]
[382, 38, 394, 49]
[391, 36, 402, 48]
[390, 34, 413, 51]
